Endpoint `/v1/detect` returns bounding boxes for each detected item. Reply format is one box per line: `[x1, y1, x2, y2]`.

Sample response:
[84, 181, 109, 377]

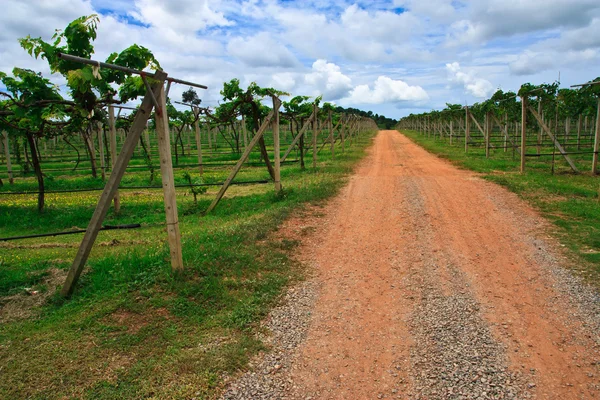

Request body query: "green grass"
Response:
[402, 129, 600, 281]
[0, 131, 376, 399]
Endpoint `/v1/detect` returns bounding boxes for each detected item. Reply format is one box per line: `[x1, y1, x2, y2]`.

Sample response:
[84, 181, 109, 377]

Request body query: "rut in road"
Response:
[222, 130, 600, 400]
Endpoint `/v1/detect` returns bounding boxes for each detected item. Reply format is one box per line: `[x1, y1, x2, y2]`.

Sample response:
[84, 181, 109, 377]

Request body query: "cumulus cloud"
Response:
[129, 0, 232, 33]
[446, 62, 494, 98]
[227, 33, 298, 68]
[304, 60, 353, 100]
[346, 76, 429, 104]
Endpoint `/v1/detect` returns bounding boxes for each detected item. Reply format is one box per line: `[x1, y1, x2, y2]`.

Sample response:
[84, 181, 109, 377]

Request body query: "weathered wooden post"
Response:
[155, 82, 184, 272]
[312, 104, 318, 169]
[465, 107, 470, 153]
[273, 97, 282, 192]
[329, 110, 334, 160]
[97, 122, 106, 181]
[2, 131, 13, 184]
[485, 112, 490, 158]
[592, 98, 600, 174]
[193, 108, 203, 175]
[242, 116, 248, 150]
[108, 105, 121, 213]
[521, 96, 528, 173]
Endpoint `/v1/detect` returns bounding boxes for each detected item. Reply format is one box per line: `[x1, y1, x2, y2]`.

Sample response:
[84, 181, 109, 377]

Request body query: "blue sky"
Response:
[1, 0, 599, 118]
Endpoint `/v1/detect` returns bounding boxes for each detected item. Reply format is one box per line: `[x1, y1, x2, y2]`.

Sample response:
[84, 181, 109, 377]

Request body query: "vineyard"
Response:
[0, 15, 378, 399]
[397, 81, 600, 274]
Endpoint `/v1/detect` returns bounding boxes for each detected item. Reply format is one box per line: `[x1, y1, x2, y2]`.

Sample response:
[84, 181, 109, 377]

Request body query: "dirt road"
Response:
[224, 130, 600, 399]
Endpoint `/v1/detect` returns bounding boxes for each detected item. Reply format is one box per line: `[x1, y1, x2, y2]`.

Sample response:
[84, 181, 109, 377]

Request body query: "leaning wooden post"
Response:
[97, 122, 106, 181]
[520, 96, 528, 173]
[273, 97, 282, 192]
[329, 110, 334, 160]
[193, 108, 203, 175]
[2, 131, 13, 184]
[465, 107, 470, 153]
[155, 83, 184, 272]
[108, 105, 121, 213]
[592, 98, 600, 174]
[61, 71, 167, 297]
[312, 104, 318, 169]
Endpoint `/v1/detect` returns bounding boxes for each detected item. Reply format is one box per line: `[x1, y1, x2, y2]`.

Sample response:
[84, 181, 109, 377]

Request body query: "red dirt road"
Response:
[288, 130, 600, 399]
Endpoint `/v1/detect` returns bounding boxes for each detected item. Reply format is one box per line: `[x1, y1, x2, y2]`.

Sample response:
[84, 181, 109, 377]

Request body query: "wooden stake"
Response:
[273, 97, 282, 192]
[193, 108, 203, 176]
[242, 116, 248, 150]
[528, 106, 579, 173]
[592, 99, 600, 174]
[485, 112, 490, 158]
[61, 71, 167, 297]
[521, 97, 527, 173]
[312, 104, 318, 169]
[206, 108, 276, 213]
[155, 83, 184, 272]
[3, 131, 13, 184]
[465, 107, 470, 153]
[329, 110, 334, 160]
[108, 106, 121, 213]
[98, 122, 106, 181]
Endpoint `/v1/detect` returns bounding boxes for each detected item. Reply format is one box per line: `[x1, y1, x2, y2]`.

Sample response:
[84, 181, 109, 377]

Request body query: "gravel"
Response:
[402, 178, 530, 400]
[219, 280, 318, 400]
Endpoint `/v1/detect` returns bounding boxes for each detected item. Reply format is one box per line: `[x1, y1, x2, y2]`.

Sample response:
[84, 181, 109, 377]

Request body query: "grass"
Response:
[402, 129, 600, 282]
[0, 130, 376, 399]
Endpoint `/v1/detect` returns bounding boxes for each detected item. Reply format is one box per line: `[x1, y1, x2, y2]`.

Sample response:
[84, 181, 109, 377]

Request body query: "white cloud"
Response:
[227, 32, 298, 68]
[346, 76, 429, 104]
[446, 62, 494, 98]
[304, 59, 353, 101]
[129, 0, 232, 33]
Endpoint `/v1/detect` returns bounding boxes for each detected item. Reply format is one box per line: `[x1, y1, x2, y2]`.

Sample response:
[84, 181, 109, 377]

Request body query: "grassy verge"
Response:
[0, 132, 376, 399]
[401, 129, 600, 282]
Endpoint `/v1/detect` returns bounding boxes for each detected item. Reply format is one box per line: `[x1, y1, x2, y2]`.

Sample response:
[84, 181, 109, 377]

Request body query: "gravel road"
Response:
[220, 130, 600, 399]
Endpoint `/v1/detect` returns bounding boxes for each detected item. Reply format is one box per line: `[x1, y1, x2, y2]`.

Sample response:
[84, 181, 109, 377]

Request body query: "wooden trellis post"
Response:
[312, 104, 318, 169]
[2, 131, 13, 184]
[520, 96, 527, 173]
[592, 98, 600, 174]
[273, 97, 282, 192]
[485, 112, 491, 158]
[61, 70, 169, 297]
[465, 107, 470, 153]
[155, 83, 184, 272]
[242, 116, 248, 150]
[97, 122, 106, 181]
[329, 110, 334, 160]
[108, 105, 121, 213]
[206, 100, 281, 213]
[193, 108, 203, 175]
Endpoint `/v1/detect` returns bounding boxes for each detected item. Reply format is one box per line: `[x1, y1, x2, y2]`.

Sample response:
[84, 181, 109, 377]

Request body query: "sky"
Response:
[1, 0, 599, 119]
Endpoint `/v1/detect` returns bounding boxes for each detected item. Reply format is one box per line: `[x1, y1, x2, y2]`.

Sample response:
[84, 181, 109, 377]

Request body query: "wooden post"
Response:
[485, 112, 490, 158]
[155, 83, 184, 272]
[207, 123, 212, 150]
[193, 108, 203, 176]
[242, 116, 248, 150]
[341, 115, 345, 152]
[504, 114, 508, 152]
[98, 122, 106, 181]
[329, 110, 334, 160]
[273, 97, 282, 192]
[108, 106, 121, 213]
[577, 114, 583, 150]
[537, 100, 542, 155]
[592, 99, 600, 174]
[3, 131, 13, 184]
[450, 120, 454, 145]
[312, 104, 318, 169]
[465, 107, 470, 153]
[521, 96, 527, 173]
[61, 72, 167, 297]
[206, 108, 277, 213]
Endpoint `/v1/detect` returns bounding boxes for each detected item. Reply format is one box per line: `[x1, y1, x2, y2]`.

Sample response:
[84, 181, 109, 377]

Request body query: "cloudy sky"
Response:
[1, 0, 599, 119]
